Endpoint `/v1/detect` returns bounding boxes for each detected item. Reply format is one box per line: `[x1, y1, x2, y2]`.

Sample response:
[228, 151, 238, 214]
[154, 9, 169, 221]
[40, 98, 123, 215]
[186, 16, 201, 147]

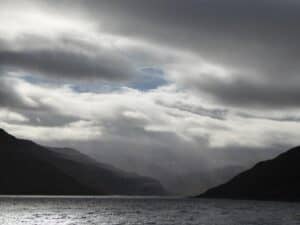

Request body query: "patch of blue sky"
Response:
[129, 67, 169, 91]
[21, 67, 168, 93]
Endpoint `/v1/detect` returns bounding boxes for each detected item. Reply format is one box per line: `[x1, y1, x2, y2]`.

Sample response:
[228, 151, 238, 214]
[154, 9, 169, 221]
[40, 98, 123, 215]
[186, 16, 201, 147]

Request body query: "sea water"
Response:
[0, 197, 299, 225]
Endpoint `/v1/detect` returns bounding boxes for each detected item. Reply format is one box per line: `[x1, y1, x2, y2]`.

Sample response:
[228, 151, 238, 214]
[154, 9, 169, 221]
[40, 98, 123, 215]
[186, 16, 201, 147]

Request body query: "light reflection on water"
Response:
[0, 197, 299, 225]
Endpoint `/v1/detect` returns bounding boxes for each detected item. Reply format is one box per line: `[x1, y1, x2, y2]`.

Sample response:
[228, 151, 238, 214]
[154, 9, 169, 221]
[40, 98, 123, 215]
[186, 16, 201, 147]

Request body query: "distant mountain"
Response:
[199, 147, 300, 201]
[0, 128, 166, 195]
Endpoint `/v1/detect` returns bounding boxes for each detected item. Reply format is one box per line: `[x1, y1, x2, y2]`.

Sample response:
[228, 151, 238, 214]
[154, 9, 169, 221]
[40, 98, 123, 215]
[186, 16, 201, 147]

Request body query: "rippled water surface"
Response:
[0, 197, 299, 225]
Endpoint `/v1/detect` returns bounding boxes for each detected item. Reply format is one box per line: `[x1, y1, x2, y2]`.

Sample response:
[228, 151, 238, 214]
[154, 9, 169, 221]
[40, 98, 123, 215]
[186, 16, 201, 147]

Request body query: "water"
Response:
[0, 197, 299, 225]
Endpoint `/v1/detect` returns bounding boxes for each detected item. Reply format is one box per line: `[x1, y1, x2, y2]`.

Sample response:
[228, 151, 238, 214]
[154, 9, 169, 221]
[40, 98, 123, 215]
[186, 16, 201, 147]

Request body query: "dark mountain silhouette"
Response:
[199, 146, 300, 201]
[0, 128, 166, 195]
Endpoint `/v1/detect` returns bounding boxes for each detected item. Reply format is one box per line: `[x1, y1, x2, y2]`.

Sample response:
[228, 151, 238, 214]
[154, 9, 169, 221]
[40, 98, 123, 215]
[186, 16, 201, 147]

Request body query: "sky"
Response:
[1, 0, 300, 195]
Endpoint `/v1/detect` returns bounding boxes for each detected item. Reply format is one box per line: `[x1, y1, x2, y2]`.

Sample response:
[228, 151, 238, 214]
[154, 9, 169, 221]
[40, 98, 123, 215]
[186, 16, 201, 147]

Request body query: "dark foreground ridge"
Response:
[0, 128, 166, 195]
[199, 146, 300, 201]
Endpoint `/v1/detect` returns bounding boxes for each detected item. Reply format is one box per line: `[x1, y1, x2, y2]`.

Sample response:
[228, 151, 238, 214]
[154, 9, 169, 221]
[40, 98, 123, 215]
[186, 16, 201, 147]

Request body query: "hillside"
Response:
[199, 147, 300, 201]
[0, 128, 166, 195]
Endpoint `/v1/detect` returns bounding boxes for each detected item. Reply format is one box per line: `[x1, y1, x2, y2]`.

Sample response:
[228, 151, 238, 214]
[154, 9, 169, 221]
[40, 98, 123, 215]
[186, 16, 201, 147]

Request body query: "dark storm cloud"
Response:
[0, 49, 134, 81]
[0, 36, 137, 82]
[185, 75, 300, 108]
[3, 0, 300, 107]
[48, 0, 300, 108]
[67, 0, 300, 70]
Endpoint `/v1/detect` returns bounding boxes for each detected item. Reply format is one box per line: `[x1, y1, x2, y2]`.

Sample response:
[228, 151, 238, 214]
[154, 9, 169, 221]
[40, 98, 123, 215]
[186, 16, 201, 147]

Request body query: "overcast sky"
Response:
[1, 0, 300, 195]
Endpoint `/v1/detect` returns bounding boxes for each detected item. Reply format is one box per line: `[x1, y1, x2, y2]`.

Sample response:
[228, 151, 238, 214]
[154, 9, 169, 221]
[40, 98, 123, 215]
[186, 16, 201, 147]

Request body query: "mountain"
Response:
[0, 128, 166, 195]
[199, 147, 300, 201]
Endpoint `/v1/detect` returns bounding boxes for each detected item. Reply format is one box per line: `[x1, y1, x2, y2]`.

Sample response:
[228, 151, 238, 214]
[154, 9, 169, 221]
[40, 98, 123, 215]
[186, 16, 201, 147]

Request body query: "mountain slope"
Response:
[199, 147, 300, 201]
[0, 128, 166, 195]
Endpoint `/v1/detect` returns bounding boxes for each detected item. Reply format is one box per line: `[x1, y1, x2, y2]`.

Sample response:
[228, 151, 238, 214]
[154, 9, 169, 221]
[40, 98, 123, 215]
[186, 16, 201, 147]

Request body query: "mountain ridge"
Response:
[0, 128, 166, 195]
[199, 146, 300, 201]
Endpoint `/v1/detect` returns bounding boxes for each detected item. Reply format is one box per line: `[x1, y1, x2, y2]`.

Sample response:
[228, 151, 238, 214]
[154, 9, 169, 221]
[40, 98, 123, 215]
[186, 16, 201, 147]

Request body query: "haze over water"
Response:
[0, 197, 299, 225]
